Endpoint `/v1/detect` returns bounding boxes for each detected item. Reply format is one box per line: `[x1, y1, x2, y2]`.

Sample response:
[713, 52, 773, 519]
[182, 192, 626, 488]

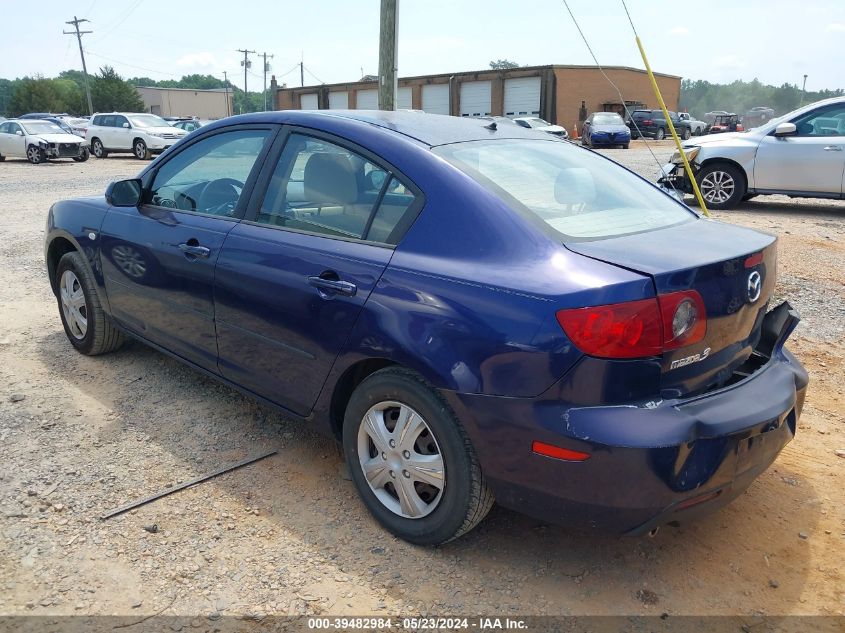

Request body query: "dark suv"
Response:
[627, 109, 691, 140]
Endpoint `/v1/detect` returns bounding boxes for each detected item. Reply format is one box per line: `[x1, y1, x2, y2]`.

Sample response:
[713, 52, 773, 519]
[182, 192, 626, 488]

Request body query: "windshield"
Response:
[592, 113, 624, 125]
[127, 114, 170, 128]
[434, 139, 694, 240]
[21, 122, 66, 135]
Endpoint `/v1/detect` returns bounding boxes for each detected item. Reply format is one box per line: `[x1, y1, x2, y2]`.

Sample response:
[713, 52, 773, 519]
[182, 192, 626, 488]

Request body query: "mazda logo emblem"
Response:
[747, 271, 762, 303]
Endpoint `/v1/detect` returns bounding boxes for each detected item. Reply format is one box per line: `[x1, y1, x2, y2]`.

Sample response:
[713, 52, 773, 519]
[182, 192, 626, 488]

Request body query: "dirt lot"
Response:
[1, 140, 843, 621]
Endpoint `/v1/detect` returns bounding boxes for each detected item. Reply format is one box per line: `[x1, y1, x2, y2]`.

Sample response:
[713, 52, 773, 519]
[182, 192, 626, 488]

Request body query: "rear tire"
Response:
[342, 367, 494, 545]
[55, 251, 124, 356]
[696, 162, 746, 210]
[655, 127, 666, 141]
[91, 138, 108, 158]
[681, 127, 691, 140]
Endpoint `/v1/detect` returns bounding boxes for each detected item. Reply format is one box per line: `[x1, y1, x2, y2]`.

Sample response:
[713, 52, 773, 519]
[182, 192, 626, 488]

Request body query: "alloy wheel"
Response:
[357, 400, 445, 519]
[92, 140, 104, 157]
[700, 170, 736, 204]
[60, 269, 87, 339]
[27, 146, 42, 164]
[134, 141, 147, 159]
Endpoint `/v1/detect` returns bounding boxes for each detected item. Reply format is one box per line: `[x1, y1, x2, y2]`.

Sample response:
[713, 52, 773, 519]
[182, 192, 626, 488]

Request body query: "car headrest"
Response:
[304, 153, 357, 205]
[554, 167, 596, 205]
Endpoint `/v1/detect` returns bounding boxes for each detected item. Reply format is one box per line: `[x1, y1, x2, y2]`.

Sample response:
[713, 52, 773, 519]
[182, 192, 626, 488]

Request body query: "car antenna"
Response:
[483, 121, 497, 131]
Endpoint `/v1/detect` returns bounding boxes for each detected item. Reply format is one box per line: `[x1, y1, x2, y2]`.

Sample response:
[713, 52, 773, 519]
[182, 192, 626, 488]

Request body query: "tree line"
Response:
[679, 78, 844, 118]
[2, 70, 843, 120]
[0, 68, 265, 117]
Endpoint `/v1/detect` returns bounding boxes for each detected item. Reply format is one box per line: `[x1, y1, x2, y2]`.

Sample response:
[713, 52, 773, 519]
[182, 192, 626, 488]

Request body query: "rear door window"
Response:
[254, 133, 420, 245]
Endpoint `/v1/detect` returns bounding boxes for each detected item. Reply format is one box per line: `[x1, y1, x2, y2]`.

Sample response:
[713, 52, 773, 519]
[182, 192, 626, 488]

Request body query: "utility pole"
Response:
[64, 16, 94, 115]
[237, 49, 256, 113]
[222, 71, 231, 117]
[801, 74, 808, 105]
[300, 51, 304, 88]
[261, 52, 274, 111]
[378, 0, 398, 110]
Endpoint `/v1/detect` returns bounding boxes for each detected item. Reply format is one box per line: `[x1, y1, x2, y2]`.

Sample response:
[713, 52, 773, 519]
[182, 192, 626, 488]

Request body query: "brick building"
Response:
[273, 64, 681, 132]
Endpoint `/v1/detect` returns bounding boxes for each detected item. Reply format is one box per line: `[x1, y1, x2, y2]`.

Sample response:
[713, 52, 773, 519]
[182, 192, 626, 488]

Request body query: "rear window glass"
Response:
[433, 139, 694, 241]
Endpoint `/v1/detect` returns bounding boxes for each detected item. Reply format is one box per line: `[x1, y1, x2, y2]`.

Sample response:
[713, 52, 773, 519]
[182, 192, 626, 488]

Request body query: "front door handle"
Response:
[823, 145, 842, 151]
[178, 243, 210, 258]
[308, 276, 357, 297]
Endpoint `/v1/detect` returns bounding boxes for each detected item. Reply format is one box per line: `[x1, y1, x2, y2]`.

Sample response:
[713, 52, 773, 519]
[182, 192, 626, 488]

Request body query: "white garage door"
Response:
[504, 76, 541, 117]
[328, 91, 348, 109]
[460, 81, 492, 117]
[356, 89, 378, 110]
[421, 84, 449, 115]
[398, 87, 412, 110]
[300, 93, 318, 109]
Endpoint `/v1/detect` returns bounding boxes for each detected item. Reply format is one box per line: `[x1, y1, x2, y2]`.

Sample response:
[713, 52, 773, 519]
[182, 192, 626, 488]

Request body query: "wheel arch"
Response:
[698, 157, 750, 192]
[328, 358, 399, 440]
[46, 235, 79, 295]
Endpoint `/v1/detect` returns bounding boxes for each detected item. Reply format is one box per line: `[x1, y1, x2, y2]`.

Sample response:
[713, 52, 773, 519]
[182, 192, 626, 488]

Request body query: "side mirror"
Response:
[122, 122, 130, 128]
[15, 130, 22, 136]
[774, 122, 796, 138]
[105, 179, 142, 207]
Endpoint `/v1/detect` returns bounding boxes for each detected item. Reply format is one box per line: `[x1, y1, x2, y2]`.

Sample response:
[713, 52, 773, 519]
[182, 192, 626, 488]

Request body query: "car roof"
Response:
[209, 110, 550, 146]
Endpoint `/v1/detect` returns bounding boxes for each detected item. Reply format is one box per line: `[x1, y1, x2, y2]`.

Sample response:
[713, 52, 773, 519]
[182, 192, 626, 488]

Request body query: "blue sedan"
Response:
[44, 111, 807, 544]
[581, 111, 632, 148]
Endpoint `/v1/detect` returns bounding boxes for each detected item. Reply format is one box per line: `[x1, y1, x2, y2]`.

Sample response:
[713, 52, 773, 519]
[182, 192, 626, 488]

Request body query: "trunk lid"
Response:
[566, 219, 777, 398]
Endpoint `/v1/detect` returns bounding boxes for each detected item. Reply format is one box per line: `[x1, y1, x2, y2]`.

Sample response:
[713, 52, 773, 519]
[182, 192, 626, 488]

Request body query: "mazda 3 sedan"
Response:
[45, 111, 808, 544]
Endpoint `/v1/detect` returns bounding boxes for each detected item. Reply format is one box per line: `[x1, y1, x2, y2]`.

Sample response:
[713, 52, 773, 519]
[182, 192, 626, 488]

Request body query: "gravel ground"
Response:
[0, 141, 843, 620]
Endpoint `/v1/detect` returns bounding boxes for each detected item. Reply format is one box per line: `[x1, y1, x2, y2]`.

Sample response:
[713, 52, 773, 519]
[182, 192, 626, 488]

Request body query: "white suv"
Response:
[86, 112, 187, 160]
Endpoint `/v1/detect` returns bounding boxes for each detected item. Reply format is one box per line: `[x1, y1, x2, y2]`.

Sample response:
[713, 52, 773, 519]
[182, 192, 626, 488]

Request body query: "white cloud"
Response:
[668, 26, 690, 36]
[827, 23, 845, 32]
[175, 52, 218, 68]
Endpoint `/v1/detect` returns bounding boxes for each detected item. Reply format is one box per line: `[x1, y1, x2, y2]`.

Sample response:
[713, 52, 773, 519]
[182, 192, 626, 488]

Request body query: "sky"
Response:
[2, 0, 844, 91]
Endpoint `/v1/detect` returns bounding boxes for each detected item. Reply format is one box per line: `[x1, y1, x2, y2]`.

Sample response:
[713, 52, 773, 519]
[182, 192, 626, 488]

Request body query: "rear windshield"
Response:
[433, 139, 694, 240]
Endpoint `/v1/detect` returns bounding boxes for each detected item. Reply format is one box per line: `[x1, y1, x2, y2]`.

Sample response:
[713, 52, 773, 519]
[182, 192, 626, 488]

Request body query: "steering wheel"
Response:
[196, 178, 244, 215]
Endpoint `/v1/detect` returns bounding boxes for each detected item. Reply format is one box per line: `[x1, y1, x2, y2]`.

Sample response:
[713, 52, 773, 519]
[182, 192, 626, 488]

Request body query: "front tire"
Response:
[343, 368, 494, 545]
[73, 147, 90, 162]
[133, 139, 151, 160]
[55, 252, 124, 355]
[27, 145, 45, 164]
[91, 138, 108, 158]
[696, 162, 746, 210]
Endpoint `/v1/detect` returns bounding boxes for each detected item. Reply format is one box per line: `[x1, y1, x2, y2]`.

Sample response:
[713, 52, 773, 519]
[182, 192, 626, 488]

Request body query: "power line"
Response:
[84, 50, 182, 77]
[63, 16, 94, 115]
[89, 0, 145, 44]
[303, 65, 325, 85]
[559, 0, 675, 196]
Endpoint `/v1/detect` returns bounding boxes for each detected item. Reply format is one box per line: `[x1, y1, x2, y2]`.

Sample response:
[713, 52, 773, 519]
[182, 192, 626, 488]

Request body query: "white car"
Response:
[513, 117, 570, 139]
[86, 112, 187, 160]
[678, 112, 706, 136]
[0, 119, 89, 164]
[659, 96, 845, 209]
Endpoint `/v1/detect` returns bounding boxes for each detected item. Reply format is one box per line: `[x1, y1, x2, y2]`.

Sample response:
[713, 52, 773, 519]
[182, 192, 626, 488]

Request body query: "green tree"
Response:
[8, 77, 68, 116]
[489, 59, 520, 70]
[90, 66, 144, 112]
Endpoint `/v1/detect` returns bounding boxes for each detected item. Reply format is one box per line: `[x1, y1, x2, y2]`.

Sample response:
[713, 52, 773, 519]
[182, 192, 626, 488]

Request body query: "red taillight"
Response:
[556, 290, 707, 359]
[556, 298, 663, 358]
[658, 290, 707, 350]
[744, 252, 763, 268]
[531, 441, 590, 462]
[643, 119, 654, 125]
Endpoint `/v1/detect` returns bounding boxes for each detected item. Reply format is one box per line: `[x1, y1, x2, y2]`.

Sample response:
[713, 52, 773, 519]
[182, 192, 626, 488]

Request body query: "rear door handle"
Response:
[178, 243, 210, 258]
[307, 276, 357, 297]
[823, 145, 842, 151]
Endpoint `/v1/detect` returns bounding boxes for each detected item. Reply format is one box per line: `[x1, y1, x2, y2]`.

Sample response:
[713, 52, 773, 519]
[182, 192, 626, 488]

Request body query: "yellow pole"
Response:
[635, 36, 710, 217]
